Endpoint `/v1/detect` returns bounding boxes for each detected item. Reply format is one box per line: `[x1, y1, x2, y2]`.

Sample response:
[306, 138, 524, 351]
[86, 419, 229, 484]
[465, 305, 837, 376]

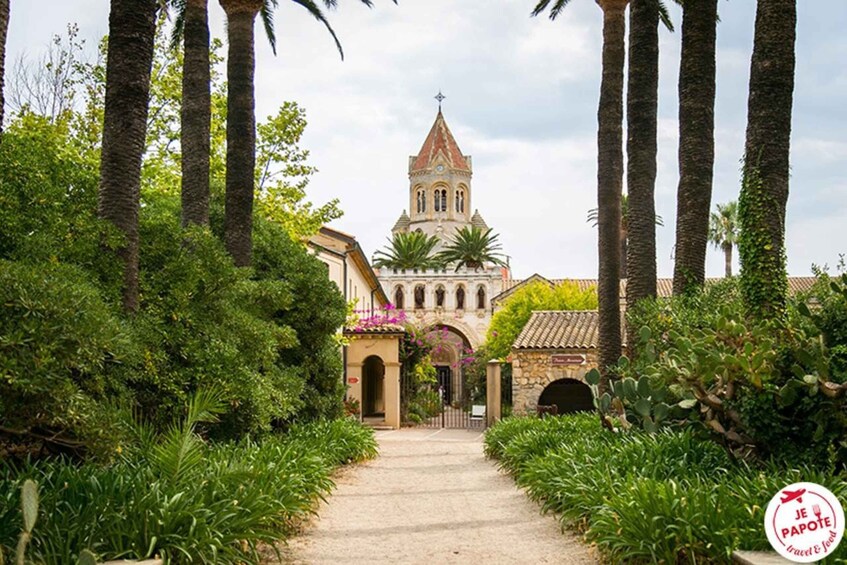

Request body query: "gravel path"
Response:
[276, 428, 596, 564]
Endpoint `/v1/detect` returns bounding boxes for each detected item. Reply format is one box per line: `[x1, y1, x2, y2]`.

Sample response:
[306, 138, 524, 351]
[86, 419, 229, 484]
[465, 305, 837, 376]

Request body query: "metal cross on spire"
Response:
[435, 90, 446, 111]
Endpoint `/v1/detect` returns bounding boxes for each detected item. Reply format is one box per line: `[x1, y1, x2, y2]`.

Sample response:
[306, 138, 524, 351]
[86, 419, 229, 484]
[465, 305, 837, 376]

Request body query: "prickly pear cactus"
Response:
[586, 363, 678, 433]
[15, 479, 39, 565]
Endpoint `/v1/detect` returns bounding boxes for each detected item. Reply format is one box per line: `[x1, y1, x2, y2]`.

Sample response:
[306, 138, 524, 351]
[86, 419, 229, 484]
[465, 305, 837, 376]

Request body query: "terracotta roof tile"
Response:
[411, 111, 469, 172]
[513, 310, 608, 350]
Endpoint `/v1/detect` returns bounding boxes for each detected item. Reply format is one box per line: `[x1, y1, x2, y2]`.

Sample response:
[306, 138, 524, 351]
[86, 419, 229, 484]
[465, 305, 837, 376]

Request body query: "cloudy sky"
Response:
[7, 1, 846, 279]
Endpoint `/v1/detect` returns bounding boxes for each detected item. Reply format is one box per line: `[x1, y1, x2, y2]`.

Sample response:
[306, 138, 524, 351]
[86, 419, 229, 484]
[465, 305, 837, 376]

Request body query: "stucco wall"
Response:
[511, 349, 598, 415]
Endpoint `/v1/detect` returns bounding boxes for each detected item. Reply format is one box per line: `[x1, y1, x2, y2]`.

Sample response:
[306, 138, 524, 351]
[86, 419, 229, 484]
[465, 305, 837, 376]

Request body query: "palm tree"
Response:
[739, 0, 796, 318]
[709, 201, 739, 277]
[437, 226, 506, 271]
[373, 231, 442, 271]
[626, 0, 672, 307]
[98, 0, 160, 312]
[588, 193, 663, 281]
[219, 0, 264, 267]
[534, 0, 629, 390]
[671, 0, 718, 295]
[220, 0, 396, 267]
[171, 0, 212, 227]
[0, 0, 8, 135]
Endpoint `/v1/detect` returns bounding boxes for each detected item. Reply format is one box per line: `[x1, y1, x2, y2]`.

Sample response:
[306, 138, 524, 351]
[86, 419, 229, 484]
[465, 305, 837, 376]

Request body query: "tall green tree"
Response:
[171, 0, 212, 227]
[534, 0, 629, 389]
[98, 0, 159, 312]
[373, 231, 442, 271]
[486, 281, 598, 360]
[709, 201, 739, 277]
[437, 226, 506, 271]
[672, 0, 718, 295]
[0, 0, 9, 135]
[739, 0, 796, 318]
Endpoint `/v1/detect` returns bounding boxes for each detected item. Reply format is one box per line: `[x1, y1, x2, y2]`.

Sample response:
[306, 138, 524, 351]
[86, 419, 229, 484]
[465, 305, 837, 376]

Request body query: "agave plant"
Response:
[373, 231, 442, 270]
[437, 226, 506, 271]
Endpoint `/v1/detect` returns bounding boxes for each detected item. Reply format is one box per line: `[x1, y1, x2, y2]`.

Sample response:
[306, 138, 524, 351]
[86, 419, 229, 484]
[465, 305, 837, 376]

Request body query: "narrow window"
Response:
[455, 190, 461, 212]
[441, 189, 447, 211]
[477, 286, 486, 310]
[395, 286, 404, 309]
[422, 191, 426, 212]
[456, 287, 465, 310]
[434, 190, 441, 212]
[416, 192, 421, 213]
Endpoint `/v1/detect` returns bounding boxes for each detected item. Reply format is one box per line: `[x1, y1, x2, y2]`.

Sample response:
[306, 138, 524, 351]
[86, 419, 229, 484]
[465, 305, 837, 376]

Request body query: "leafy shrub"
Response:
[626, 277, 847, 468]
[0, 260, 133, 459]
[0, 417, 377, 564]
[129, 193, 304, 438]
[485, 414, 847, 564]
[252, 214, 347, 421]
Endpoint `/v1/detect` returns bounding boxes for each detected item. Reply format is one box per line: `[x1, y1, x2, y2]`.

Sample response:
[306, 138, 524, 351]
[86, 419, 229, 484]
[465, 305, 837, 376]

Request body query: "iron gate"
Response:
[401, 365, 486, 429]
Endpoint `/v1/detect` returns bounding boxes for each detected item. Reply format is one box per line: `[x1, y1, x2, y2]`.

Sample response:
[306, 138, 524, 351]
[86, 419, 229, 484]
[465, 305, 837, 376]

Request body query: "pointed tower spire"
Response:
[410, 110, 470, 173]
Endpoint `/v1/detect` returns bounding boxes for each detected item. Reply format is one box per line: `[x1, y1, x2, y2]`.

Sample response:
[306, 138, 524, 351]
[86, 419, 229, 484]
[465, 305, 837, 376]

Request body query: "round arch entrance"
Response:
[402, 324, 484, 429]
[537, 378, 593, 415]
[362, 355, 385, 417]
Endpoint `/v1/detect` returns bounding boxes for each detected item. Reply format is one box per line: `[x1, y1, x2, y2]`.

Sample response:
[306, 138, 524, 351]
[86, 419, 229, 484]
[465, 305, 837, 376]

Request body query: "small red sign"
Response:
[348, 377, 359, 384]
[551, 354, 585, 366]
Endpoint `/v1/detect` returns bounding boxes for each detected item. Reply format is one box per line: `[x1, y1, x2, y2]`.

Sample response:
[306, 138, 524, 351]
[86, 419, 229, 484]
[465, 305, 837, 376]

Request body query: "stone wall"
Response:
[511, 349, 598, 415]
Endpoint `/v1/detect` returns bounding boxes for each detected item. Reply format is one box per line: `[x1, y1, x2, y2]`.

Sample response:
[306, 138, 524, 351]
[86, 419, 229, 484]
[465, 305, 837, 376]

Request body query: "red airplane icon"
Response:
[780, 488, 806, 504]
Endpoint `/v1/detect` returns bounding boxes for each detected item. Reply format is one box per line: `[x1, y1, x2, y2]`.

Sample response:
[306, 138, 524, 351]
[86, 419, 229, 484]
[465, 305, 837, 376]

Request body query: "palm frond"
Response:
[658, 0, 674, 32]
[373, 231, 442, 270]
[291, 0, 344, 60]
[168, 0, 188, 50]
[261, 0, 279, 55]
[532, 0, 573, 20]
[437, 226, 506, 271]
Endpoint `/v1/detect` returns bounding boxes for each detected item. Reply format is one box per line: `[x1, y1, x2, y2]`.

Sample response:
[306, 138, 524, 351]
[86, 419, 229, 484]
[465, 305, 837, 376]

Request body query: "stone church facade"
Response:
[376, 110, 509, 357]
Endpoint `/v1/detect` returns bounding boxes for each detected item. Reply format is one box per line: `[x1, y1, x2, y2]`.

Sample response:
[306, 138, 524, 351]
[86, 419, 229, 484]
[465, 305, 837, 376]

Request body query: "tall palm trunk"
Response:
[626, 0, 658, 312]
[596, 0, 628, 390]
[723, 242, 732, 277]
[672, 0, 717, 295]
[739, 0, 795, 318]
[619, 220, 627, 279]
[220, 0, 261, 267]
[0, 0, 9, 135]
[98, 0, 158, 312]
[181, 0, 211, 227]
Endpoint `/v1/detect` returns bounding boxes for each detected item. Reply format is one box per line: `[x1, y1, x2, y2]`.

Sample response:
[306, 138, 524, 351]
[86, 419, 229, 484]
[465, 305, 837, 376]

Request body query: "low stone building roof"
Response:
[513, 310, 610, 350]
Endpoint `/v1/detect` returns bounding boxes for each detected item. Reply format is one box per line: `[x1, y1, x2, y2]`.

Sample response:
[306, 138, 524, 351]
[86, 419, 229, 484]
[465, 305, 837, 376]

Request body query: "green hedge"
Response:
[485, 415, 847, 564]
[0, 418, 377, 564]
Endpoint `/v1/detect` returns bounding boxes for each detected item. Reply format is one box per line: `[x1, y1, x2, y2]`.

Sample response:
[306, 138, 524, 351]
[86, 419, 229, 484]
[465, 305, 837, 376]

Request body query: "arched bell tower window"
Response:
[456, 286, 465, 310]
[435, 286, 445, 308]
[477, 285, 486, 310]
[456, 189, 465, 213]
[434, 190, 441, 212]
[416, 192, 421, 214]
[394, 286, 404, 310]
[414, 285, 425, 309]
[440, 189, 447, 211]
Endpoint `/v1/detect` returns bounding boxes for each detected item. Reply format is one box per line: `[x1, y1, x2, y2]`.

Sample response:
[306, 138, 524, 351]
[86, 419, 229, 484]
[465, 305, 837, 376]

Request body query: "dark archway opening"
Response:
[363, 355, 385, 417]
[538, 378, 594, 415]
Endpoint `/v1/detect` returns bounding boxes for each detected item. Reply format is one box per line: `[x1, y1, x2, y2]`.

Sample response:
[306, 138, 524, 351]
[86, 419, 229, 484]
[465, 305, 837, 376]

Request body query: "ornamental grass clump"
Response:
[0, 416, 378, 564]
[484, 414, 847, 563]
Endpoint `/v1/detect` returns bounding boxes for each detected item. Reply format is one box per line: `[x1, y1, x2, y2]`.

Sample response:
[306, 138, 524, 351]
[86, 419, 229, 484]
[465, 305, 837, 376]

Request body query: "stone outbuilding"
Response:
[511, 310, 614, 416]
